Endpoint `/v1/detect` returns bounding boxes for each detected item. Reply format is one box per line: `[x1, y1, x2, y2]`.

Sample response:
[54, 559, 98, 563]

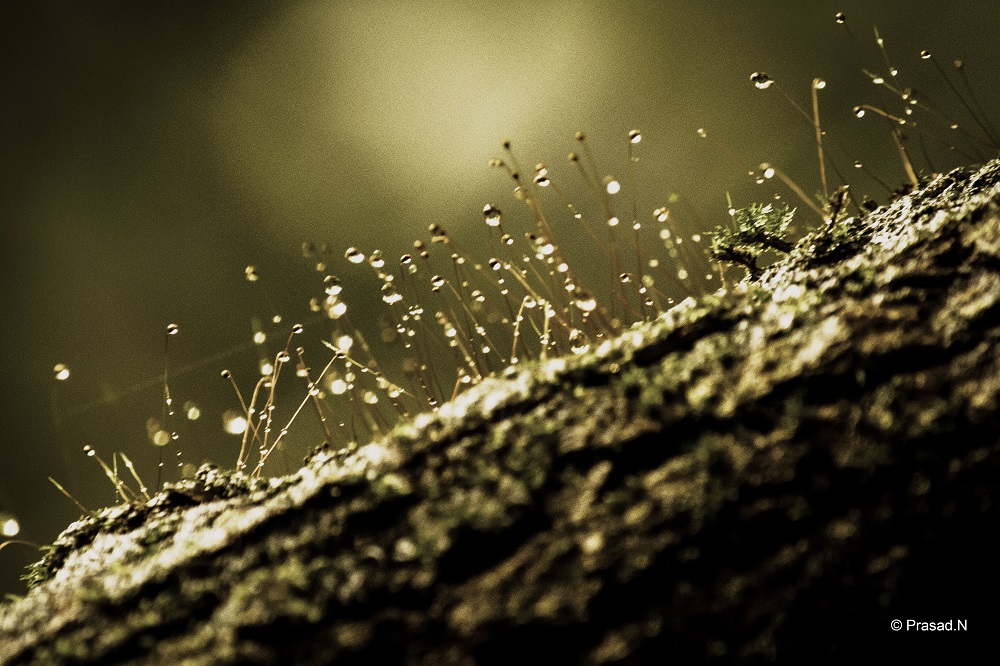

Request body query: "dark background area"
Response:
[1, 1, 997, 597]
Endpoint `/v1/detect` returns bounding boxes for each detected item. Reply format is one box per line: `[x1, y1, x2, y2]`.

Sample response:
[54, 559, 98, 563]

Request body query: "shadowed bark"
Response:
[3, 160, 1000, 664]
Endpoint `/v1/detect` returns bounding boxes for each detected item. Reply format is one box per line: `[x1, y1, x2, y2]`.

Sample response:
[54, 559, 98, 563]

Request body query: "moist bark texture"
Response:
[3, 160, 1000, 664]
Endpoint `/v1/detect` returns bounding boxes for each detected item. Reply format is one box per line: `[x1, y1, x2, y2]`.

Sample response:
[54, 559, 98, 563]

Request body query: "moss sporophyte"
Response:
[2, 14, 998, 573]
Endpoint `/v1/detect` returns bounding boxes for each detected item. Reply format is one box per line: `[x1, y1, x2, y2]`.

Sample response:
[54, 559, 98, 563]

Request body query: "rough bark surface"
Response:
[3, 161, 1000, 664]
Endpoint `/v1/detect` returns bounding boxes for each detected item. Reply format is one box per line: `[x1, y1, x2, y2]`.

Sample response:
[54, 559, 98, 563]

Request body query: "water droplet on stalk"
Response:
[430, 224, 449, 243]
[750, 72, 774, 89]
[381, 283, 403, 304]
[324, 275, 343, 295]
[483, 204, 502, 226]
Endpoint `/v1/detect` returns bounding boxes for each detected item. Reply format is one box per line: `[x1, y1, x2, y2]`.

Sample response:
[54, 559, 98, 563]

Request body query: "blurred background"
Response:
[2, 0, 998, 595]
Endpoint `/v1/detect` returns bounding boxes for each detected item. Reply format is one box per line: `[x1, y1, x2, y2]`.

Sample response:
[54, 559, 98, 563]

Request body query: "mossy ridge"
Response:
[2, 160, 1000, 662]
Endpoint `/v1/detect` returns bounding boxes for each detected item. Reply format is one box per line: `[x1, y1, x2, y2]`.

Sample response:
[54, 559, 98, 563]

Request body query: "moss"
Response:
[3, 160, 1000, 663]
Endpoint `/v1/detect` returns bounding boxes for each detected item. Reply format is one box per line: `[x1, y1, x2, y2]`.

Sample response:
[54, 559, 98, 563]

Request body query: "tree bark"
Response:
[3, 161, 1000, 664]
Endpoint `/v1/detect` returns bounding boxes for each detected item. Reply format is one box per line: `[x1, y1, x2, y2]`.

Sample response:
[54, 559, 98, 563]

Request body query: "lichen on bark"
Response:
[3, 160, 1000, 663]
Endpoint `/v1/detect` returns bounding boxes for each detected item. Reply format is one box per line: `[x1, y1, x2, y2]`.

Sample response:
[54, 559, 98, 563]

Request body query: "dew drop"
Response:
[381, 282, 403, 304]
[619, 273, 632, 283]
[834, 11, 846, 23]
[750, 72, 774, 89]
[429, 224, 449, 243]
[920, 49, 932, 60]
[345, 247, 365, 263]
[223, 410, 248, 435]
[608, 217, 620, 227]
[569, 329, 590, 354]
[166, 323, 179, 335]
[696, 128, 708, 138]
[368, 250, 385, 269]
[573, 293, 597, 313]
[84, 445, 95, 457]
[628, 129, 641, 144]
[53, 363, 70, 381]
[854, 161, 863, 169]
[326, 301, 347, 319]
[277, 351, 291, 363]
[324, 275, 343, 296]
[245, 265, 259, 282]
[253, 331, 267, 344]
[0, 513, 20, 538]
[604, 177, 621, 194]
[501, 233, 514, 246]
[292, 323, 304, 334]
[813, 79, 826, 90]
[152, 429, 170, 447]
[483, 204, 502, 227]
[430, 275, 446, 292]
[220, 369, 232, 379]
[533, 174, 550, 187]
[853, 106, 866, 118]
